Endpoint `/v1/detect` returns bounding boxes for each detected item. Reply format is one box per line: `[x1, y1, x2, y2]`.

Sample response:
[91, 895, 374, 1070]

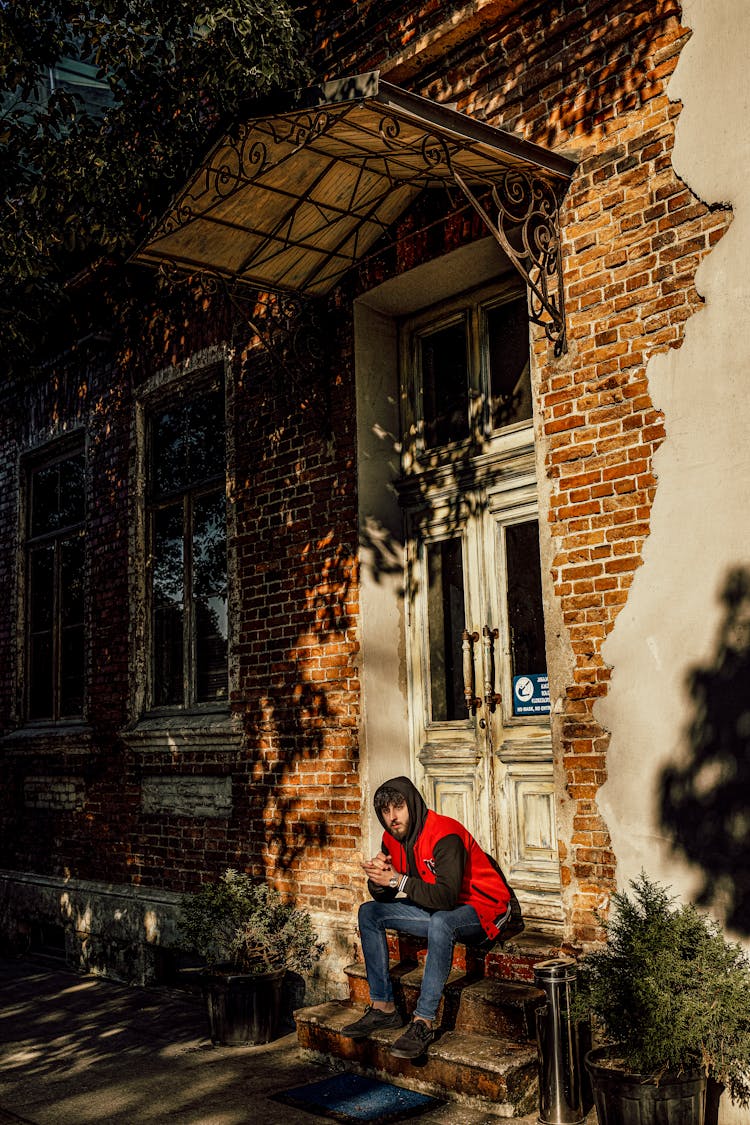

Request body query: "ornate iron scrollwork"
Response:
[149, 94, 569, 357]
[250, 290, 327, 384]
[451, 167, 567, 355]
[154, 264, 330, 422]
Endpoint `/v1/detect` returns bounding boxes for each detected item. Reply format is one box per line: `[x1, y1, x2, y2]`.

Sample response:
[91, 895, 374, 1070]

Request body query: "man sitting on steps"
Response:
[342, 775, 523, 1061]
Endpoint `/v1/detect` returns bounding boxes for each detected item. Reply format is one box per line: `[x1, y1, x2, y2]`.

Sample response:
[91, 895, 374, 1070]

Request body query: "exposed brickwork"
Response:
[318, 0, 732, 939]
[0, 0, 732, 964]
[229, 306, 363, 918]
[0, 287, 363, 925]
[399, 0, 730, 938]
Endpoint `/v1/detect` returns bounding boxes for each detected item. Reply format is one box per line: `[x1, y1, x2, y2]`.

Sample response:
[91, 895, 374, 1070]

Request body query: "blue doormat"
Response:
[272, 1072, 444, 1123]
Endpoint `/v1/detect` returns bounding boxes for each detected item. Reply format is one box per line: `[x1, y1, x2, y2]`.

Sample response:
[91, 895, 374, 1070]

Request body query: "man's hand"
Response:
[361, 851, 396, 887]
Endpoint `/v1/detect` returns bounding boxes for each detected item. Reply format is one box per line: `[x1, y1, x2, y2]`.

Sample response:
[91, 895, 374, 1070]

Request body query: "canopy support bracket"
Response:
[451, 168, 568, 356]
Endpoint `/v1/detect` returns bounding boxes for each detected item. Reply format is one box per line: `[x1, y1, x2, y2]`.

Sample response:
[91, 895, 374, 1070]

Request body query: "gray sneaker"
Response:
[389, 1018, 435, 1059]
[341, 1005, 404, 1039]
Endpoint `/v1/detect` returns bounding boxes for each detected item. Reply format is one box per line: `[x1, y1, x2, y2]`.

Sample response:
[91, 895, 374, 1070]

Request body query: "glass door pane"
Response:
[486, 298, 532, 431]
[425, 537, 467, 722]
[505, 519, 549, 717]
[420, 320, 470, 449]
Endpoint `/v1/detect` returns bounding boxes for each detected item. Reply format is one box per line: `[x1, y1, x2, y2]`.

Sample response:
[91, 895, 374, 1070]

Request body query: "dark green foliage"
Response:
[0, 0, 310, 369]
[178, 868, 325, 976]
[577, 872, 750, 1105]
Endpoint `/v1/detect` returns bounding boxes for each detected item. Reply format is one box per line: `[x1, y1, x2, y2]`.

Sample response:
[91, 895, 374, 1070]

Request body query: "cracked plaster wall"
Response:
[596, 0, 750, 944]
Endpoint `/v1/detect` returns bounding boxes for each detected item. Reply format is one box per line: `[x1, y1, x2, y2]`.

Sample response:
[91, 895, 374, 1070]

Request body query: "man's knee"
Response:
[426, 909, 459, 941]
[358, 899, 385, 929]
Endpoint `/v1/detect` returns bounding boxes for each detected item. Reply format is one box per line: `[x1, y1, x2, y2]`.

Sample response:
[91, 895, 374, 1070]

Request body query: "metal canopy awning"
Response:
[135, 72, 576, 353]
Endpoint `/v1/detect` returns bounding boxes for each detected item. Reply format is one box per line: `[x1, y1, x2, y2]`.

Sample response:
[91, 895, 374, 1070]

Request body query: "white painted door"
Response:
[401, 282, 563, 931]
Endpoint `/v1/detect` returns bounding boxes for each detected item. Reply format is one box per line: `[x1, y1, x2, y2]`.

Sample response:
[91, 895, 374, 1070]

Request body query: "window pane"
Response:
[426, 538, 466, 722]
[152, 408, 184, 497]
[421, 322, 470, 448]
[152, 504, 184, 707]
[505, 520, 547, 681]
[60, 534, 85, 627]
[30, 453, 85, 536]
[29, 546, 54, 631]
[57, 455, 86, 528]
[487, 298, 532, 430]
[29, 634, 53, 720]
[193, 491, 228, 702]
[30, 465, 59, 537]
[59, 535, 85, 717]
[60, 625, 84, 717]
[29, 545, 54, 717]
[152, 388, 224, 498]
[186, 392, 225, 487]
[27, 451, 86, 722]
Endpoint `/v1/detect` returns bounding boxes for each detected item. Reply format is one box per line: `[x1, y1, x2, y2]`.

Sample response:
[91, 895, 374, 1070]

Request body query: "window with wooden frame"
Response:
[401, 283, 532, 469]
[25, 443, 86, 721]
[146, 378, 228, 710]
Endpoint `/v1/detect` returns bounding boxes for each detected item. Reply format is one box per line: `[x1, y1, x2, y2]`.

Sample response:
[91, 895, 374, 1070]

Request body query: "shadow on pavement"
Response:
[0, 959, 330, 1125]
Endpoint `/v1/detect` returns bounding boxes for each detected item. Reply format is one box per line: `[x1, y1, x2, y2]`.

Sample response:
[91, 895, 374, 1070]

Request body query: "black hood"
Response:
[373, 776, 428, 859]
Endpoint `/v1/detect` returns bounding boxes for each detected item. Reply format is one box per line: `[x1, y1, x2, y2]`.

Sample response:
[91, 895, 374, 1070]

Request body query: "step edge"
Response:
[345, 963, 547, 1002]
[298, 1046, 525, 1119]
[296, 1002, 539, 1075]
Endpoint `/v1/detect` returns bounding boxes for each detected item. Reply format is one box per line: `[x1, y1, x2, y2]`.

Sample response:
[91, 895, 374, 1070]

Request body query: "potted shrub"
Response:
[178, 868, 324, 1046]
[576, 873, 750, 1125]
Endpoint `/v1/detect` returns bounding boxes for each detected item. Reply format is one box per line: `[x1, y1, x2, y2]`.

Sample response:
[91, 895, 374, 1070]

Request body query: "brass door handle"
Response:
[482, 625, 502, 711]
[462, 629, 481, 713]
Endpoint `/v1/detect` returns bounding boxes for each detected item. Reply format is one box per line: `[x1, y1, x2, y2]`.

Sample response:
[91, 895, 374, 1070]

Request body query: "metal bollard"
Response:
[533, 956, 586, 1125]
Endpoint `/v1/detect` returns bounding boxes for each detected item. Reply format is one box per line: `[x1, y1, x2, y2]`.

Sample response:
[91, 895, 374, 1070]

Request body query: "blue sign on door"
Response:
[513, 673, 550, 715]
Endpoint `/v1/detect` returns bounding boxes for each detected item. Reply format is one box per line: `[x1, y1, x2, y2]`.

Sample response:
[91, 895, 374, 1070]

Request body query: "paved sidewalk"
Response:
[0, 958, 571, 1125]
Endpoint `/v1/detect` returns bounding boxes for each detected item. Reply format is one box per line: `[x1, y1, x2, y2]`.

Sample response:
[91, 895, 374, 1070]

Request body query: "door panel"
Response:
[402, 283, 563, 933]
[484, 485, 563, 928]
[431, 773, 484, 841]
[406, 483, 563, 930]
[408, 504, 496, 853]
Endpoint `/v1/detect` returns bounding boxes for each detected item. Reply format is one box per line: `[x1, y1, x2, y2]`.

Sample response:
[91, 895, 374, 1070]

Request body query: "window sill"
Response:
[120, 708, 243, 754]
[1, 721, 95, 755]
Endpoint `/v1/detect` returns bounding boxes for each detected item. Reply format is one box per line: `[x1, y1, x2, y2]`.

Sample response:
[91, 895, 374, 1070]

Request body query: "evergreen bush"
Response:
[178, 868, 325, 976]
[576, 872, 750, 1106]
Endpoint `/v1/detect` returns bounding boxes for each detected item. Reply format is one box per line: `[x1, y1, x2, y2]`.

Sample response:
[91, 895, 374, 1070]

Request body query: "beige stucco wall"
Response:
[596, 5, 749, 1116]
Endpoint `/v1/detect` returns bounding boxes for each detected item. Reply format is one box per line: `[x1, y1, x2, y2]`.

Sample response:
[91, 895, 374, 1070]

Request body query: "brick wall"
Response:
[317, 0, 731, 938]
[0, 283, 364, 941]
[399, 0, 729, 938]
[228, 304, 362, 918]
[0, 0, 733, 958]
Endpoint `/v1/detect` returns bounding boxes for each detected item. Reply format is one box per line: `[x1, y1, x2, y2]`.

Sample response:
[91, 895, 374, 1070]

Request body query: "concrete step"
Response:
[344, 960, 545, 1042]
[295, 1000, 539, 1119]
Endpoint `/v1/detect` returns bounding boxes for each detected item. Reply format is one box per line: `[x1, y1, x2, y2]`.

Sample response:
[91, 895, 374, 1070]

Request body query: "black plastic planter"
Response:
[203, 968, 285, 1046]
[585, 1046, 706, 1125]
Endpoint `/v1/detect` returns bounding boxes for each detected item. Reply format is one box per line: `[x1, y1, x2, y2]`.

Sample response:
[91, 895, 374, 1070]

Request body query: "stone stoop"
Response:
[294, 929, 566, 1117]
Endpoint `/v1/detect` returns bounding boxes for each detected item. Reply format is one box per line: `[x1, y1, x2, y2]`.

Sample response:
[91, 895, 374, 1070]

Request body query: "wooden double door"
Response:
[400, 284, 562, 929]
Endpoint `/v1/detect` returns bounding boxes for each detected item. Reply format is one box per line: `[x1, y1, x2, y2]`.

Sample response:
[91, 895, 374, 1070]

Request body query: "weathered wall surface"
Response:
[327, 0, 732, 941]
[1, 0, 746, 998]
[372, 0, 729, 941]
[597, 0, 750, 941]
[0, 288, 363, 994]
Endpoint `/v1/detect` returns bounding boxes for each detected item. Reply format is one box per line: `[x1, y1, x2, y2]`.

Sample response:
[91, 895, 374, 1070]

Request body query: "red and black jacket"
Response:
[369, 776, 512, 939]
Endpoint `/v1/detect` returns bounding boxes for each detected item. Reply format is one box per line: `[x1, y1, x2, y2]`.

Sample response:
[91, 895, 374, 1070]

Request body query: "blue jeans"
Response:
[357, 898, 485, 1021]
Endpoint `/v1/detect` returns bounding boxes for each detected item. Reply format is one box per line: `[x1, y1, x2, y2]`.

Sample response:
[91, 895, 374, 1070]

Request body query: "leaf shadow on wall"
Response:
[660, 567, 750, 938]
